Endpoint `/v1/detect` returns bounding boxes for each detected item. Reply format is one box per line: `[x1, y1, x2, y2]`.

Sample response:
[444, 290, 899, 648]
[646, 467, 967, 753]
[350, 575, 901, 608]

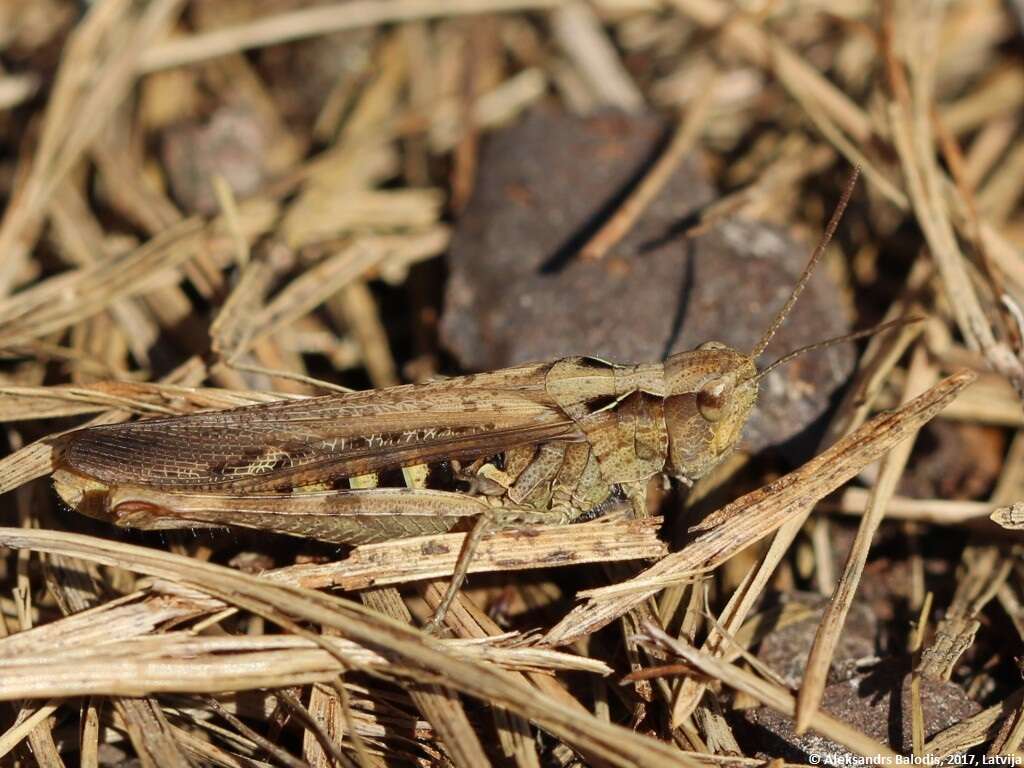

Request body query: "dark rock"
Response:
[161, 106, 268, 215]
[756, 592, 878, 688]
[742, 660, 980, 760]
[441, 106, 854, 454]
[899, 420, 1007, 501]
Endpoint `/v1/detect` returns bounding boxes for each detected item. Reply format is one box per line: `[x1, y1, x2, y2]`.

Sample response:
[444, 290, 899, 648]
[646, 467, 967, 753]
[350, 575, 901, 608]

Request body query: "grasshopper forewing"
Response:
[53, 169, 879, 623]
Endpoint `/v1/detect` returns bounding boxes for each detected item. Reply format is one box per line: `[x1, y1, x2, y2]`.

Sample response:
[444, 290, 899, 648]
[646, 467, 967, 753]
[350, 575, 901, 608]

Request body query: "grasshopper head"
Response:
[658, 168, 873, 484]
[662, 342, 758, 482]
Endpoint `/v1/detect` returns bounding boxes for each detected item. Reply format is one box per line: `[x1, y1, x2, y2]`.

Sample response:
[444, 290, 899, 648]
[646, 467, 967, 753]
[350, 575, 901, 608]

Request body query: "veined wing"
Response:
[61, 364, 582, 491]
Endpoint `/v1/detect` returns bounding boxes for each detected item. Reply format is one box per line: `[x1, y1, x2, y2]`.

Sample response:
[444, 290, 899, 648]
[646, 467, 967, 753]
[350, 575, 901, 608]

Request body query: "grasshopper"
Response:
[52, 170, 883, 624]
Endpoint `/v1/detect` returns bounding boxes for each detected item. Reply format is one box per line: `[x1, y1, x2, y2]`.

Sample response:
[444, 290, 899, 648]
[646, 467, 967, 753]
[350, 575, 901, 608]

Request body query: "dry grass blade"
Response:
[138, 0, 565, 73]
[671, 280, 929, 727]
[0, 584, 605, 694]
[208, 253, 282, 363]
[0, 73, 39, 111]
[252, 229, 449, 345]
[580, 73, 717, 260]
[794, 347, 937, 733]
[919, 405, 1024, 681]
[360, 587, 489, 768]
[669, 0, 872, 141]
[918, 545, 1012, 682]
[830, 490, 998, 526]
[113, 698, 192, 768]
[885, 5, 1024, 398]
[545, 370, 975, 645]
[0, 443, 59, 498]
[0, 381, 290, 420]
[271, 515, 665, 590]
[673, 0, 1024, 402]
[3, 1, 1020, 760]
[0, 0, 187, 296]
[0, 633, 604, 699]
[0, 526, 703, 768]
[0, 205, 277, 347]
[551, 1, 643, 112]
[0, 702, 58, 762]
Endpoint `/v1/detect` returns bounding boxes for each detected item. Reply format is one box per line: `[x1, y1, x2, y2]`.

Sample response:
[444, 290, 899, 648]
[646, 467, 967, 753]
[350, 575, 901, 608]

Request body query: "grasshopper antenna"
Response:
[750, 166, 861, 360]
[752, 316, 924, 384]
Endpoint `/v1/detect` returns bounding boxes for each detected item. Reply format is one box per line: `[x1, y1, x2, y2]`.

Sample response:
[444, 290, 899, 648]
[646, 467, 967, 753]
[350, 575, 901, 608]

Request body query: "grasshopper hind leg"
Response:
[426, 443, 604, 632]
[425, 442, 637, 633]
[422, 503, 559, 634]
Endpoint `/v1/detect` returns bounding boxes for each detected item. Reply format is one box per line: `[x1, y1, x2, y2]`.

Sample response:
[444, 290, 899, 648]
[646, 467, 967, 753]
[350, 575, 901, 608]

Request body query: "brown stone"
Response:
[742, 660, 980, 760]
[441, 106, 854, 455]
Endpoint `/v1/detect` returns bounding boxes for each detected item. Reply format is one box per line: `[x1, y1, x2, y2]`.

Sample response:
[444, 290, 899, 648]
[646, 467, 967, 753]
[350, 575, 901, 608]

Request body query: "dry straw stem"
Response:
[678, 138, 836, 238]
[107, 698, 189, 768]
[41, 547, 192, 767]
[228, 227, 450, 358]
[203, 695, 309, 768]
[208, 253, 283, 363]
[49, 184, 161, 365]
[919, 545, 1011, 682]
[544, 369, 976, 646]
[829, 489, 997, 527]
[551, 1, 644, 111]
[359, 587, 491, 768]
[0, 0, 187, 296]
[819, 259, 931, 447]
[0, 702, 60, 762]
[0, 629, 608, 700]
[794, 346, 938, 733]
[0, 380, 294, 423]
[904, 371, 1023, 428]
[670, 513, 807, 728]
[886, 6, 1024, 396]
[333, 281, 401, 389]
[0, 528, 702, 768]
[427, 67, 548, 152]
[0, 73, 39, 111]
[579, 68, 718, 260]
[138, 0, 566, 73]
[414, 579, 609, 726]
[0, 203, 278, 348]
[918, 421, 1024, 681]
[996, 698, 1024, 757]
[669, 0, 872, 141]
[270, 515, 666, 590]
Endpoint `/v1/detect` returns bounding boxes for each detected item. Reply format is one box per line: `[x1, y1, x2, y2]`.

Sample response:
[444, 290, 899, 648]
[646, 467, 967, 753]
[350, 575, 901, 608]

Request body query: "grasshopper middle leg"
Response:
[425, 442, 622, 630]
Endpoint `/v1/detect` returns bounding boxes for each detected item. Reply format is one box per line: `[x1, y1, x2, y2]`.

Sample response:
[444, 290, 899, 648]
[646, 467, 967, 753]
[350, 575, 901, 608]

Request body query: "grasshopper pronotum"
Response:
[52, 169, 895, 625]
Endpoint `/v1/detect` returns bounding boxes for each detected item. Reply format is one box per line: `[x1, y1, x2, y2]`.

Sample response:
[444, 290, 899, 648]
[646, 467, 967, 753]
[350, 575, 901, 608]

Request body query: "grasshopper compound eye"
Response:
[697, 378, 729, 422]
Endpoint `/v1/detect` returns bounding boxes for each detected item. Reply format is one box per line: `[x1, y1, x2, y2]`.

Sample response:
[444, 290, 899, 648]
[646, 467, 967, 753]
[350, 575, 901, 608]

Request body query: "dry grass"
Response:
[0, 0, 1022, 765]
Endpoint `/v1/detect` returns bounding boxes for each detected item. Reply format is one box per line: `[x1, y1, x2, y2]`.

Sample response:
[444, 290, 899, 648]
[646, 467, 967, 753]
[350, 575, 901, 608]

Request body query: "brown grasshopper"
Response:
[51, 169, 887, 624]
